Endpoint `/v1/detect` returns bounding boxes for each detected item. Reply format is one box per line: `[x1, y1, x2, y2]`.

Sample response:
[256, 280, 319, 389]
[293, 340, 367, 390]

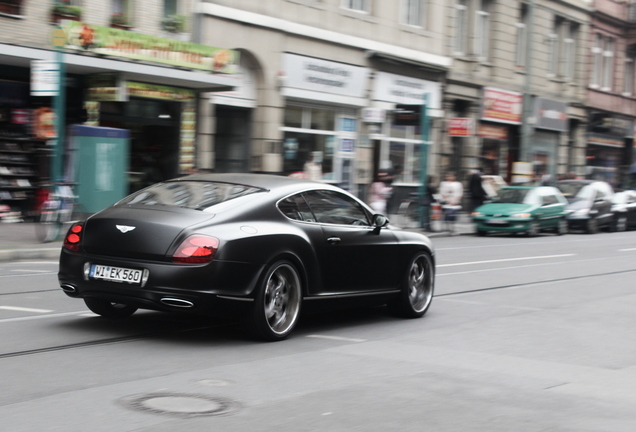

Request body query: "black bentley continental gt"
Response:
[58, 174, 435, 340]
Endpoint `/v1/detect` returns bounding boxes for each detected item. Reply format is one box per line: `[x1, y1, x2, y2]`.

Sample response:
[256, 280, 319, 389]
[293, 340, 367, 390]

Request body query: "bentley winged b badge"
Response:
[116, 225, 136, 233]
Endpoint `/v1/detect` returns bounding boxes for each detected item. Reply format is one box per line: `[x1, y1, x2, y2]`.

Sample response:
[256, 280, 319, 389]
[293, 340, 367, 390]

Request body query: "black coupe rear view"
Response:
[58, 174, 435, 340]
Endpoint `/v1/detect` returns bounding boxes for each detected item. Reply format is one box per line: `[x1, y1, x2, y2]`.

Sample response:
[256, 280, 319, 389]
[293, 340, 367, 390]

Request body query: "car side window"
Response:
[543, 194, 558, 205]
[278, 194, 315, 222]
[302, 190, 370, 226]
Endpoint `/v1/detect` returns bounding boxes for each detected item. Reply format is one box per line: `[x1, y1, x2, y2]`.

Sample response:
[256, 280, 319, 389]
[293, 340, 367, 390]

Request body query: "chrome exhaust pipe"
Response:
[60, 283, 77, 293]
[160, 298, 194, 308]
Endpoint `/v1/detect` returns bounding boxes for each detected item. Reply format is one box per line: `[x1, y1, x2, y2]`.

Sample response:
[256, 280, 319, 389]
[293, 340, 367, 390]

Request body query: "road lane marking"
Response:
[11, 269, 52, 273]
[437, 254, 575, 268]
[307, 335, 366, 343]
[0, 272, 57, 278]
[0, 306, 53, 313]
[619, 248, 636, 251]
[0, 311, 86, 323]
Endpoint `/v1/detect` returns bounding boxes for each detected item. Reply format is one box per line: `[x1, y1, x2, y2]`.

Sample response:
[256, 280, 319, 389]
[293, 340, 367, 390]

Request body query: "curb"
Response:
[0, 248, 61, 262]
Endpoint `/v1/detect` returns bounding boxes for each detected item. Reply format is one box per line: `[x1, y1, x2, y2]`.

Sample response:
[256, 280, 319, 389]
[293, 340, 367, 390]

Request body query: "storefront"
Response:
[478, 87, 523, 182]
[279, 53, 370, 192]
[531, 98, 568, 183]
[586, 112, 632, 187]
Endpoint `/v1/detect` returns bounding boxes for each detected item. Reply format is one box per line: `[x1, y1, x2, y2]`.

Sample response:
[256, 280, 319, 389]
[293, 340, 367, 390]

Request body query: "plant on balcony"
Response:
[110, 12, 131, 28]
[52, 3, 82, 19]
[160, 14, 186, 33]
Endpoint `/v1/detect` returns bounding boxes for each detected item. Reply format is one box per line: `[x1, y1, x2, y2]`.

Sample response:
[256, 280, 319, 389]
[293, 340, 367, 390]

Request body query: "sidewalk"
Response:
[0, 222, 63, 262]
[390, 211, 475, 238]
[0, 213, 476, 262]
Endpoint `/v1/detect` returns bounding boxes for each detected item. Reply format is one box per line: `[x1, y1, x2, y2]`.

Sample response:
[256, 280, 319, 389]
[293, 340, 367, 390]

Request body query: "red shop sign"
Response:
[447, 118, 474, 136]
[477, 123, 508, 140]
[481, 87, 523, 124]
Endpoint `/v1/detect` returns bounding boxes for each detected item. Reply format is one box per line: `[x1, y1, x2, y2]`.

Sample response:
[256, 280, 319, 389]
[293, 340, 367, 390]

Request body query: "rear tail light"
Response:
[172, 235, 219, 264]
[63, 222, 84, 251]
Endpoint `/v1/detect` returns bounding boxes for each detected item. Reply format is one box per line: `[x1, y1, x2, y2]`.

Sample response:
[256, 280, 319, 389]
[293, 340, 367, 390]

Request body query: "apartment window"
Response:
[625, 46, 636, 95]
[341, 0, 370, 13]
[402, 0, 424, 27]
[602, 37, 615, 90]
[591, 34, 603, 87]
[0, 0, 23, 15]
[164, 0, 177, 16]
[630, 1, 636, 22]
[454, 0, 468, 55]
[548, 18, 562, 77]
[515, 4, 528, 67]
[111, 0, 133, 26]
[474, 0, 491, 60]
[562, 23, 577, 80]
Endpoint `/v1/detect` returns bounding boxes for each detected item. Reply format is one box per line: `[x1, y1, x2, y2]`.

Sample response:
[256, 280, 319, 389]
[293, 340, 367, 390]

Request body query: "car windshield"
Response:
[557, 183, 594, 202]
[494, 188, 537, 205]
[115, 181, 266, 211]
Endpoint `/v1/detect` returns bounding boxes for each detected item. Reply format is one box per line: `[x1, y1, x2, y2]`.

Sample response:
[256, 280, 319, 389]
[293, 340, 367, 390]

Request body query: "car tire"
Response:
[476, 229, 487, 237]
[526, 220, 540, 237]
[586, 218, 598, 234]
[84, 298, 137, 319]
[249, 261, 302, 341]
[390, 251, 434, 318]
[557, 218, 568, 235]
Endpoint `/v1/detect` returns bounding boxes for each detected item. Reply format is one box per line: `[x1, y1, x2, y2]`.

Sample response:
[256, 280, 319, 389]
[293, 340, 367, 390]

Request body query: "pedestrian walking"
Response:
[468, 168, 487, 212]
[439, 172, 463, 234]
[368, 172, 392, 215]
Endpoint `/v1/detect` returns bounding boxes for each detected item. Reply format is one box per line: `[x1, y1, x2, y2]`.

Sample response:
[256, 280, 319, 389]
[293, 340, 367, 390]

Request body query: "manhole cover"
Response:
[120, 392, 240, 418]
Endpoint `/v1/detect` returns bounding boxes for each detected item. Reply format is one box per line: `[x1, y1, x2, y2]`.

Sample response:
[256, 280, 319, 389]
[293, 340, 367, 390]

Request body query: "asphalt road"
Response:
[0, 230, 635, 431]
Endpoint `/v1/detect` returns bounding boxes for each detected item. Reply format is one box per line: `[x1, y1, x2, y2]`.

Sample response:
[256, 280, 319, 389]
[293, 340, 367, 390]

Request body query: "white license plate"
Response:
[90, 264, 142, 284]
[487, 219, 507, 225]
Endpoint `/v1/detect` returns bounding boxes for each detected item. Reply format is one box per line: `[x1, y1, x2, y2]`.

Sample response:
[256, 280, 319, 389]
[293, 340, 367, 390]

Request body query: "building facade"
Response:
[586, 0, 636, 187]
[444, 0, 590, 188]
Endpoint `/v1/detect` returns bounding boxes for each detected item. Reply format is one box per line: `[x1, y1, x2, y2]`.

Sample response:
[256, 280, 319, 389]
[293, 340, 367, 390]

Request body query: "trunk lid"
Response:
[82, 206, 215, 260]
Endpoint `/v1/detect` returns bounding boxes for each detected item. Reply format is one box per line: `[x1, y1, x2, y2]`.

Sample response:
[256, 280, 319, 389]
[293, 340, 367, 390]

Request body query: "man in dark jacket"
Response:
[469, 168, 488, 212]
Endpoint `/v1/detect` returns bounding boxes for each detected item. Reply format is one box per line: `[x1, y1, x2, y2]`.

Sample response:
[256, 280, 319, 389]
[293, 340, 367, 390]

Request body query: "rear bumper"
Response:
[58, 249, 264, 316]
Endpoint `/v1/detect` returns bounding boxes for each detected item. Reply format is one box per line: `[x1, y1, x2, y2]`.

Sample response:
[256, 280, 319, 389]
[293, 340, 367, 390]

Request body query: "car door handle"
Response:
[327, 237, 341, 244]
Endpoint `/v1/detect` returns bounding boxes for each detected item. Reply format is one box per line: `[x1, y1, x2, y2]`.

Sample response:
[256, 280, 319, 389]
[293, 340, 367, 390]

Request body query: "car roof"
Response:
[171, 173, 319, 189]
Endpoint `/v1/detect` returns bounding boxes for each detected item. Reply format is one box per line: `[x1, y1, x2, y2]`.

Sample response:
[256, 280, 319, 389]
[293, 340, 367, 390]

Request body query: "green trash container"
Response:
[70, 125, 130, 215]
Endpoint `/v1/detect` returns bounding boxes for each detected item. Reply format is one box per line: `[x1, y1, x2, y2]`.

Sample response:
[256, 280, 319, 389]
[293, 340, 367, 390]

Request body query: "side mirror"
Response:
[372, 214, 389, 229]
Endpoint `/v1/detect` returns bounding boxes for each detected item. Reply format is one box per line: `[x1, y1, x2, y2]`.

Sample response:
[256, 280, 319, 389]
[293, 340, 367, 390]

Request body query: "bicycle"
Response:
[35, 183, 77, 243]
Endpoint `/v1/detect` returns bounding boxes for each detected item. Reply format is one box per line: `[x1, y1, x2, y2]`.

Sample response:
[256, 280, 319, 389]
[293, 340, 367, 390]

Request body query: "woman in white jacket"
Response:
[439, 172, 463, 233]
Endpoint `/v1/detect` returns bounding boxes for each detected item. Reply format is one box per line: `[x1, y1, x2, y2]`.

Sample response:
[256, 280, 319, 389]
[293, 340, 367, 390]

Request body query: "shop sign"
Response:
[58, 21, 239, 73]
[372, 72, 441, 109]
[481, 87, 523, 124]
[362, 107, 386, 123]
[534, 98, 568, 132]
[282, 53, 369, 98]
[86, 74, 127, 102]
[127, 82, 195, 101]
[477, 123, 508, 140]
[394, 105, 420, 126]
[589, 112, 632, 137]
[31, 60, 59, 97]
[587, 133, 624, 148]
[447, 118, 474, 136]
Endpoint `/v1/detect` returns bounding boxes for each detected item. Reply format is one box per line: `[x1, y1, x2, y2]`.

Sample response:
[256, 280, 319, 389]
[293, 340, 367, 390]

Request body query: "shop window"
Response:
[0, 0, 23, 15]
[284, 106, 303, 128]
[311, 108, 335, 130]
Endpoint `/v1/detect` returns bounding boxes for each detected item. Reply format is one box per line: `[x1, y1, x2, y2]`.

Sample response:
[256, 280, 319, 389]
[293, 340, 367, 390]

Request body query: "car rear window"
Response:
[115, 181, 266, 211]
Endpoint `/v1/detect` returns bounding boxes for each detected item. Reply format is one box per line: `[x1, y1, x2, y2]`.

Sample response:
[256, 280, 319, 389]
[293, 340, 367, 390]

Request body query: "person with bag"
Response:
[439, 172, 463, 234]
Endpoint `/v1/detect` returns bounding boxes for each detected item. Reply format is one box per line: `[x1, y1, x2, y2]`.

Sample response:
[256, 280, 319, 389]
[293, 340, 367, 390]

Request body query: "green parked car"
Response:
[472, 186, 569, 237]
